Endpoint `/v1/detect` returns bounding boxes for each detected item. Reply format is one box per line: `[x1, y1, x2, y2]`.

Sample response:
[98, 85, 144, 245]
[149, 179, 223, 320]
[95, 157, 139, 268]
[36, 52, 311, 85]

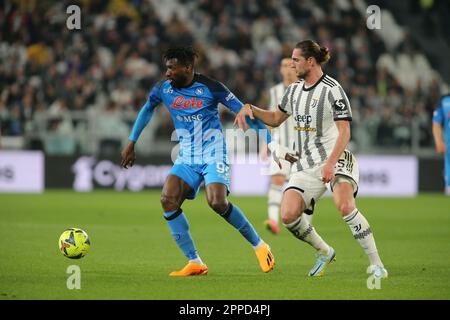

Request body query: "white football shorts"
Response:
[285, 150, 359, 213]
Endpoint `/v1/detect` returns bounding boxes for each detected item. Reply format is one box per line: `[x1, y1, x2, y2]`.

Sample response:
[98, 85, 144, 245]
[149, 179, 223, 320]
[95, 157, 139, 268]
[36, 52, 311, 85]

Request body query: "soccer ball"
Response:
[58, 228, 91, 259]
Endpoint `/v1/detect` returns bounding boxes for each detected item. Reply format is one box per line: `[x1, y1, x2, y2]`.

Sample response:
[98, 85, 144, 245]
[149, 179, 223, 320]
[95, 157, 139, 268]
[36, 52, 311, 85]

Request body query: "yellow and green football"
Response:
[58, 228, 90, 259]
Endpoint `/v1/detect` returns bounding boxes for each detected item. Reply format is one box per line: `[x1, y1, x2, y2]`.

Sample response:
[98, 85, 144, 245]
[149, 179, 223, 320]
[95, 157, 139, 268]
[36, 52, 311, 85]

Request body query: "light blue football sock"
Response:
[164, 210, 198, 260]
[221, 203, 261, 247]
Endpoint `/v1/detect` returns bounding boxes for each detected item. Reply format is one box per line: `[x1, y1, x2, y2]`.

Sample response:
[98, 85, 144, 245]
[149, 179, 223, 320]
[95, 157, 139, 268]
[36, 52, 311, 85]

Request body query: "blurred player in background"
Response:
[432, 93, 450, 195]
[121, 46, 275, 276]
[235, 40, 387, 278]
[264, 57, 313, 235]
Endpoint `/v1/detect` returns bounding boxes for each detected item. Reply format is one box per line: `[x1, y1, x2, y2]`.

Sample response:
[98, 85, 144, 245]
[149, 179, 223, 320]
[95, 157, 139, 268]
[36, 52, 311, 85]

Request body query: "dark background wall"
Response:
[45, 155, 447, 193]
[419, 157, 445, 192]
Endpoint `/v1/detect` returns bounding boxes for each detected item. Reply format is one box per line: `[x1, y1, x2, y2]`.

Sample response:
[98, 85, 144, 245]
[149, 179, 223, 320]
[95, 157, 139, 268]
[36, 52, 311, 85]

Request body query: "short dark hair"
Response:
[295, 40, 330, 65]
[163, 46, 197, 67]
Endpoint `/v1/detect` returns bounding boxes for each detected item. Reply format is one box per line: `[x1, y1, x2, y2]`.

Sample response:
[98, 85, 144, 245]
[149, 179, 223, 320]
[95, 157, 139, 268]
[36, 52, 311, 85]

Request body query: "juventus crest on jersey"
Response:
[278, 74, 352, 172]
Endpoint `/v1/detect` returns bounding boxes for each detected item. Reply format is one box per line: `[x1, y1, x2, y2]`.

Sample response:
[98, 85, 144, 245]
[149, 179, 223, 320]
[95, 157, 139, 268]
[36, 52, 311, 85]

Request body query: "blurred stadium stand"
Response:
[0, 0, 449, 157]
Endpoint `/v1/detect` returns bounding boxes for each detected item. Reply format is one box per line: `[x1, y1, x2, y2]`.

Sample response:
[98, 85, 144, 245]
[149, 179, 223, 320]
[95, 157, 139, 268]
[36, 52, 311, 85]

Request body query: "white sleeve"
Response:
[278, 85, 293, 115]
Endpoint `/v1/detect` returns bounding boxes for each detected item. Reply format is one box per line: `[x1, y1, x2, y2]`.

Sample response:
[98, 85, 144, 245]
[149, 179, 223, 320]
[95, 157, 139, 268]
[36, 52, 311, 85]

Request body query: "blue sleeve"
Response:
[212, 81, 244, 114]
[211, 82, 272, 144]
[129, 84, 162, 142]
[246, 116, 272, 144]
[432, 99, 444, 125]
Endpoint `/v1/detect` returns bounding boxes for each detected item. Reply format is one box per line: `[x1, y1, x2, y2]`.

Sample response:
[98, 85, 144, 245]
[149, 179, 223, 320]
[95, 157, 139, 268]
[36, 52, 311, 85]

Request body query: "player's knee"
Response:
[336, 201, 355, 216]
[280, 208, 300, 225]
[209, 200, 229, 215]
[280, 199, 303, 224]
[271, 175, 285, 186]
[160, 194, 180, 212]
[207, 197, 228, 214]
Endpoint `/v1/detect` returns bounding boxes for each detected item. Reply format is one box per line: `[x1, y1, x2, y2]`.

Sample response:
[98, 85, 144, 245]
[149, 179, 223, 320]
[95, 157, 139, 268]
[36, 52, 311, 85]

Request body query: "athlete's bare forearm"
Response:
[327, 121, 351, 166]
[432, 123, 446, 154]
[249, 105, 288, 127]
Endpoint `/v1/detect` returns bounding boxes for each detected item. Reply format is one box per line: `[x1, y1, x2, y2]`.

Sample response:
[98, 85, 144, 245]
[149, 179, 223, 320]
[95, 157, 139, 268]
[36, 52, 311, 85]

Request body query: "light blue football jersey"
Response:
[130, 73, 269, 164]
[433, 94, 450, 152]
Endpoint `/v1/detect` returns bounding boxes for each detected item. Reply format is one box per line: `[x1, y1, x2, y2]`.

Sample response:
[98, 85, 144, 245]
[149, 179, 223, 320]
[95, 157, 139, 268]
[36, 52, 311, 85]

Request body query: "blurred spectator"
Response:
[96, 101, 128, 141]
[0, 0, 448, 155]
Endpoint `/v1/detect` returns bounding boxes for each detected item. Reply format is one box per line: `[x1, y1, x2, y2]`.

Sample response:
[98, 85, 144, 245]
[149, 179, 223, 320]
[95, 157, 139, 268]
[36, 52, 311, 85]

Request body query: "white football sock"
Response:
[302, 212, 313, 224]
[268, 183, 283, 223]
[252, 239, 264, 250]
[284, 216, 330, 253]
[343, 208, 383, 267]
[189, 257, 204, 265]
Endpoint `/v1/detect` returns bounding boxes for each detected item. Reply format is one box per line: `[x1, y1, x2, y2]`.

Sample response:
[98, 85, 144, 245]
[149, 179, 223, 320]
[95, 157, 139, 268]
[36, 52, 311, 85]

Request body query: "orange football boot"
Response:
[255, 242, 275, 273]
[169, 262, 208, 276]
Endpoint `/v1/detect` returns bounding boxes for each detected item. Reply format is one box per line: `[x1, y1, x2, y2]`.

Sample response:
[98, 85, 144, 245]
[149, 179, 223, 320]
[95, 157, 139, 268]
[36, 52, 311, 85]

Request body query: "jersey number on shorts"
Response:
[216, 162, 229, 174]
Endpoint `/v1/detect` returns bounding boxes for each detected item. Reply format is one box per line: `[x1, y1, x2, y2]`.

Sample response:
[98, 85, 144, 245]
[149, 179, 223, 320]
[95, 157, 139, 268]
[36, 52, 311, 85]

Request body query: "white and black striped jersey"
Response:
[278, 74, 352, 172]
[269, 83, 296, 149]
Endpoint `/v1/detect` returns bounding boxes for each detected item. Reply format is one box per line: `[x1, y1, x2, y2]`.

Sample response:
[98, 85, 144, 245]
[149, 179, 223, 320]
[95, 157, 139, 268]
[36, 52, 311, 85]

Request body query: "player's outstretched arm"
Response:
[432, 123, 446, 154]
[120, 84, 161, 169]
[121, 141, 136, 169]
[234, 104, 288, 130]
[432, 98, 446, 154]
[120, 102, 153, 169]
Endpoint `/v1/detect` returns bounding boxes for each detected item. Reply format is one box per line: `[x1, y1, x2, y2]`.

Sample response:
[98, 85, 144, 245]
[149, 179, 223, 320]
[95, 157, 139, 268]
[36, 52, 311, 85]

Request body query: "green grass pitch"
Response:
[0, 191, 449, 300]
